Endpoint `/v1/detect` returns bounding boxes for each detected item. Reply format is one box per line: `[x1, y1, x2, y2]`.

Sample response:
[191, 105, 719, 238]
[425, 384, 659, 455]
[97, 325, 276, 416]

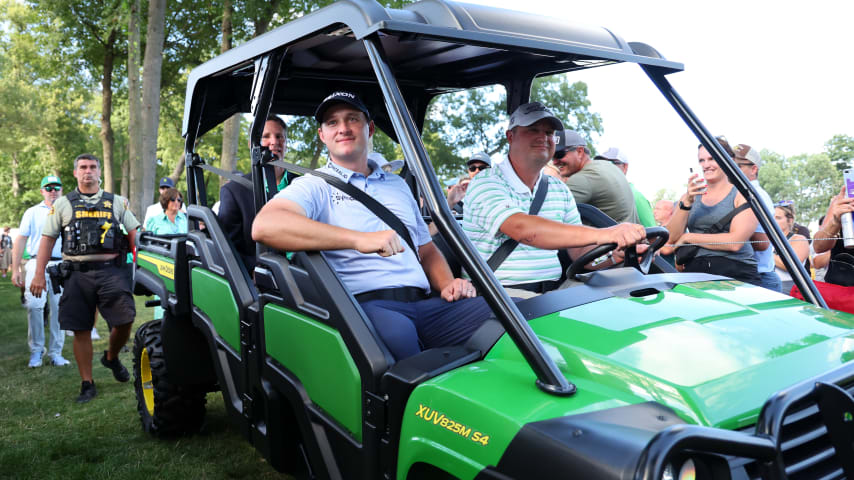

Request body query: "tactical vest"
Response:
[62, 190, 128, 255]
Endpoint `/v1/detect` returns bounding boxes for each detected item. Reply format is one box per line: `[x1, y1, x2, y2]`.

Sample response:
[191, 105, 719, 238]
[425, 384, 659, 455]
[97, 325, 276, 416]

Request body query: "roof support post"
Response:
[363, 35, 576, 397]
[247, 49, 286, 262]
[640, 65, 826, 309]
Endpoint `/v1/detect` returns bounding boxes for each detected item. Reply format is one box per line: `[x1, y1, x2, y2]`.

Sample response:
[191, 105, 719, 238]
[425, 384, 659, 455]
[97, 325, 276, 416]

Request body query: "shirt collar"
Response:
[324, 158, 386, 182]
[499, 154, 544, 195]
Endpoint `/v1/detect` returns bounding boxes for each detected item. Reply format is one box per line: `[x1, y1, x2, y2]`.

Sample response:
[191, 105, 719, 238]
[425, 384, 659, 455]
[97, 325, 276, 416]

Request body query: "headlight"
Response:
[662, 458, 696, 480]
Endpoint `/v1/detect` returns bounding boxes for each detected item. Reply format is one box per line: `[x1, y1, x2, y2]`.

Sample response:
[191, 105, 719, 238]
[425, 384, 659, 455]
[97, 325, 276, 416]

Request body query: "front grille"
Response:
[778, 397, 842, 479]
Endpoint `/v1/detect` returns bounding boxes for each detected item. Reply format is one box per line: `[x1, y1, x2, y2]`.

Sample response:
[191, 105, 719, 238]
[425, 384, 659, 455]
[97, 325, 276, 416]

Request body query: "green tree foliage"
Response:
[0, 0, 95, 225]
[759, 150, 841, 224]
[824, 134, 854, 172]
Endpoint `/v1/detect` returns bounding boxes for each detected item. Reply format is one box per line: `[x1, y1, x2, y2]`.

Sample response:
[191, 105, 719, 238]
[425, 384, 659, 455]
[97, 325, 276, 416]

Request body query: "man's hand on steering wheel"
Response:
[566, 226, 670, 280]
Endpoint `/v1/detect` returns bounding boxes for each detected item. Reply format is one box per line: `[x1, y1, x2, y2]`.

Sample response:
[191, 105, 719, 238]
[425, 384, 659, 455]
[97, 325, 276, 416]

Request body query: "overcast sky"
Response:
[466, 0, 854, 200]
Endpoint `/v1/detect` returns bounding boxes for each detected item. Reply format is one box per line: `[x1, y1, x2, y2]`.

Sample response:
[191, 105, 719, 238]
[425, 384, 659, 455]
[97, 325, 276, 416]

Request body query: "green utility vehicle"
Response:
[132, 1, 854, 479]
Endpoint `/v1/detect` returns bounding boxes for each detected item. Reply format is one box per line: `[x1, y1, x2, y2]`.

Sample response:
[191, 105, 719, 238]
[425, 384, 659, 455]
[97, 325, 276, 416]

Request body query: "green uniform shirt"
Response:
[44, 189, 140, 261]
[630, 183, 656, 227]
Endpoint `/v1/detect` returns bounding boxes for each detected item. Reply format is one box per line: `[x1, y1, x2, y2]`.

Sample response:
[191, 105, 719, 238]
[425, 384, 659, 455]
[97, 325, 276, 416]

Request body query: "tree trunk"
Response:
[11, 153, 20, 198]
[100, 28, 117, 193]
[253, 0, 280, 36]
[140, 0, 167, 221]
[309, 137, 323, 169]
[128, 0, 143, 215]
[121, 158, 129, 197]
[170, 153, 185, 182]
[219, 0, 240, 189]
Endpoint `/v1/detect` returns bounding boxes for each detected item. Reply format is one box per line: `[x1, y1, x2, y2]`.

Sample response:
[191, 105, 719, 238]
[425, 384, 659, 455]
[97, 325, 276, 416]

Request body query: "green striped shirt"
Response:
[463, 156, 581, 285]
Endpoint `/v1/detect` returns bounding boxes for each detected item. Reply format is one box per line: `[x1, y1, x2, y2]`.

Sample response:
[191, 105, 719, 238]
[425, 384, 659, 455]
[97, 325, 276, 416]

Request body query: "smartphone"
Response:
[843, 168, 854, 247]
[690, 167, 707, 194]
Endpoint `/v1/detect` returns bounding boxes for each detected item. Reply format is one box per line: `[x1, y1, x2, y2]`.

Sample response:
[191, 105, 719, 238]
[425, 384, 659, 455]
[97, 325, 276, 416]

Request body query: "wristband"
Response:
[678, 200, 692, 211]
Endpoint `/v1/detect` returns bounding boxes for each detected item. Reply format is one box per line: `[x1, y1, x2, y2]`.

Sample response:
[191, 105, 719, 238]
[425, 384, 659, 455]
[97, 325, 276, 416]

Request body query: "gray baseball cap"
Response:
[466, 151, 492, 167]
[554, 129, 589, 154]
[508, 102, 564, 132]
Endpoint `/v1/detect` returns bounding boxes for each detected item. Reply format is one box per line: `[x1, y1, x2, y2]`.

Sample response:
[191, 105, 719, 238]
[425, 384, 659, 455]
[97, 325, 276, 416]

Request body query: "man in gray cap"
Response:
[551, 131, 639, 224]
[447, 151, 492, 213]
[733, 143, 779, 292]
[463, 102, 646, 295]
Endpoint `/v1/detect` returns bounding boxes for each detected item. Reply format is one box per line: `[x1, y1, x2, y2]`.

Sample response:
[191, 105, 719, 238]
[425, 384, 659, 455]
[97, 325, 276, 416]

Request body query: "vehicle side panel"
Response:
[264, 303, 363, 441]
[191, 268, 241, 353]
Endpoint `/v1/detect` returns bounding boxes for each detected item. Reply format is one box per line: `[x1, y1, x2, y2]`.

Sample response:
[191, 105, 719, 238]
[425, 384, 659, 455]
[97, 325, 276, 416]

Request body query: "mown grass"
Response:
[0, 281, 283, 479]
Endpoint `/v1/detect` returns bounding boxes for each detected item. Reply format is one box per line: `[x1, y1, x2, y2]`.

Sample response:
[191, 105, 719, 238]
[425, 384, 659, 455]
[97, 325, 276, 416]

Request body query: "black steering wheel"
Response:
[565, 226, 670, 280]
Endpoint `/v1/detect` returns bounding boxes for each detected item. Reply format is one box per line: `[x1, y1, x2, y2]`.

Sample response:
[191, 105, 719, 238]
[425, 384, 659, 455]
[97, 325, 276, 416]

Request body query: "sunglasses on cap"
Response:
[774, 200, 794, 207]
[43, 185, 61, 192]
[468, 164, 490, 173]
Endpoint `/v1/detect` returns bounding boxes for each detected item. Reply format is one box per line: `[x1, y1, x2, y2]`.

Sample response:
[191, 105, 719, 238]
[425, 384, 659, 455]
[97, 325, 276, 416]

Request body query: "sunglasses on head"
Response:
[468, 164, 490, 173]
[774, 200, 794, 207]
[43, 185, 61, 192]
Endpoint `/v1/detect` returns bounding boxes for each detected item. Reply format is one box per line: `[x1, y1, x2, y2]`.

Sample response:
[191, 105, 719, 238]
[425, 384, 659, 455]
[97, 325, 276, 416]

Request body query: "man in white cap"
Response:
[463, 102, 646, 295]
[12, 175, 69, 368]
[447, 151, 492, 213]
[552, 133, 640, 224]
[734, 143, 779, 292]
[595, 147, 656, 227]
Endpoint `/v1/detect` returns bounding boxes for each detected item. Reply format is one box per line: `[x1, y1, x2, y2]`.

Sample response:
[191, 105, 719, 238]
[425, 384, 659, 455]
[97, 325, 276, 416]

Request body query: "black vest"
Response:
[62, 190, 127, 255]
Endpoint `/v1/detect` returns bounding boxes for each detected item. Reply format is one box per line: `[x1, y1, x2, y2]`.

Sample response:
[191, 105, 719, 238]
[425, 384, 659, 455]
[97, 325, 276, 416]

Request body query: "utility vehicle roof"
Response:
[182, 0, 683, 139]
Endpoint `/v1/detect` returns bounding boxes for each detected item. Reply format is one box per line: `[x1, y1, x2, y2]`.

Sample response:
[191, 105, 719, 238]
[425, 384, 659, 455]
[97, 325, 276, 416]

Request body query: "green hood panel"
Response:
[491, 280, 854, 427]
[398, 281, 854, 477]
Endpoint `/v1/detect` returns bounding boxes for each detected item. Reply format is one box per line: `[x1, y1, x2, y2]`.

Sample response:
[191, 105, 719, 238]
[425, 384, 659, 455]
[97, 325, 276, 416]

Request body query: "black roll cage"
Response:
[179, 0, 826, 400]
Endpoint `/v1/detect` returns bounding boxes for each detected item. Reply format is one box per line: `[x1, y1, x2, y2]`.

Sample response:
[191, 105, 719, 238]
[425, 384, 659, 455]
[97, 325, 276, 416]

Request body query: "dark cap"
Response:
[314, 91, 371, 123]
[159, 176, 175, 188]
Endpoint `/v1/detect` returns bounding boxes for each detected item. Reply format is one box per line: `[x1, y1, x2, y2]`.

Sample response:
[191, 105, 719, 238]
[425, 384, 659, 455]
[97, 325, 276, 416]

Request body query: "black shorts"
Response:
[59, 265, 136, 331]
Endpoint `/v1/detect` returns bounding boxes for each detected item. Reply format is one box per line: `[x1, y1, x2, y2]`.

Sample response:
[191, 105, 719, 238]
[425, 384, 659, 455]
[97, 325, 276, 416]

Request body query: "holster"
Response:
[46, 263, 64, 294]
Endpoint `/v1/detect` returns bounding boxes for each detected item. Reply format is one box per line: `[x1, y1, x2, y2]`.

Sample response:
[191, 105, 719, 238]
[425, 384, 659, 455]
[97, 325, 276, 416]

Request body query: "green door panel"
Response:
[264, 304, 362, 441]
[137, 251, 176, 292]
[191, 268, 240, 353]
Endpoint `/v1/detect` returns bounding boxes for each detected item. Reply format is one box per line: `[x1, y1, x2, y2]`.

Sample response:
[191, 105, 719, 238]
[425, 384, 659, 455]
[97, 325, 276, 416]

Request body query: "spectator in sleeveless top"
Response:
[772, 202, 809, 293]
[665, 142, 761, 285]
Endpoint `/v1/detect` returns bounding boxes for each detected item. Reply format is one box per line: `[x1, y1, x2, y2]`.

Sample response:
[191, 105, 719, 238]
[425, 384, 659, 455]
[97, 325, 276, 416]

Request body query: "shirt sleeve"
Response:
[566, 173, 593, 204]
[42, 198, 67, 238]
[114, 195, 141, 232]
[274, 175, 328, 220]
[18, 207, 34, 237]
[465, 173, 525, 238]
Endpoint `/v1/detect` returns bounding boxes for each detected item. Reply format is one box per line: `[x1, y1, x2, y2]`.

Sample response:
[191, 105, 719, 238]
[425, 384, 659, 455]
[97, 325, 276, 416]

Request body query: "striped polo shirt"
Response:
[463, 156, 581, 285]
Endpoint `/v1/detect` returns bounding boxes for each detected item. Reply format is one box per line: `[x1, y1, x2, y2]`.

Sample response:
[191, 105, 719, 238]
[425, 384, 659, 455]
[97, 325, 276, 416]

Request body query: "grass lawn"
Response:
[0, 281, 283, 479]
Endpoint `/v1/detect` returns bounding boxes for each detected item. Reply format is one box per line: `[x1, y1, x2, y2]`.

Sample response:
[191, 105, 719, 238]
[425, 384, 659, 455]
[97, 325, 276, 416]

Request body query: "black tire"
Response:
[133, 319, 207, 436]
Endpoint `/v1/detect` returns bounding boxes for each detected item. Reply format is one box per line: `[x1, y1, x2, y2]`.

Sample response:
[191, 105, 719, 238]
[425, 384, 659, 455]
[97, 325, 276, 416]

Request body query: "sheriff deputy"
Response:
[30, 153, 140, 404]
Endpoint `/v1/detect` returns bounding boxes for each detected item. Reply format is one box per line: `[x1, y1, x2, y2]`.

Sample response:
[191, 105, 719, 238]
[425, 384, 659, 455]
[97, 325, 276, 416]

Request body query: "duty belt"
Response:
[67, 257, 125, 272]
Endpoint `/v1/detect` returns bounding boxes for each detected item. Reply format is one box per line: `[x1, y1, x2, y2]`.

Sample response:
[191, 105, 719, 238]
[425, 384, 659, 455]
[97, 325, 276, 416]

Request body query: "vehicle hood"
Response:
[492, 280, 854, 428]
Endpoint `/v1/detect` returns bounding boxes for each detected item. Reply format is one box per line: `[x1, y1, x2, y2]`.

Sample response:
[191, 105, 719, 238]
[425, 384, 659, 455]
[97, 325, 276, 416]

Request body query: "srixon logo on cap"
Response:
[325, 91, 356, 101]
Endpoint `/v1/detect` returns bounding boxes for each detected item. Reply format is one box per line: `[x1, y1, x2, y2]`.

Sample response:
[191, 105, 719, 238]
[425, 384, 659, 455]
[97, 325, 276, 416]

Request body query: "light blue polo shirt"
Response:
[144, 211, 188, 235]
[18, 201, 62, 259]
[274, 159, 431, 295]
[751, 180, 775, 273]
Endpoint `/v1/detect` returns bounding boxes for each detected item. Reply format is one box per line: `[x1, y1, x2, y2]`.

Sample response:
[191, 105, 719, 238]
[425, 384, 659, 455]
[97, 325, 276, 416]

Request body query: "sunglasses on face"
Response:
[43, 186, 61, 192]
[468, 164, 490, 173]
[171, 198, 183, 204]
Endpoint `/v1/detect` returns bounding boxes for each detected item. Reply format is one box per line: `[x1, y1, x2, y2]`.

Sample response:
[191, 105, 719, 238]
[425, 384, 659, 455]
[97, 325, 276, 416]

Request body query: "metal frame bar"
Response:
[640, 66, 826, 309]
[363, 34, 576, 397]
